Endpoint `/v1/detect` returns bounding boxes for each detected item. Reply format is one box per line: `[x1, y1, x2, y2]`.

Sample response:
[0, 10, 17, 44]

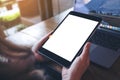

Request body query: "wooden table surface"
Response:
[6, 8, 73, 47]
[6, 8, 120, 80]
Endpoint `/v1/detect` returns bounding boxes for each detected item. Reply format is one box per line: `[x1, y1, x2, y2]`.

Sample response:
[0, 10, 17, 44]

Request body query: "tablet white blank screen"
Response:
[43, 14, 99, 61]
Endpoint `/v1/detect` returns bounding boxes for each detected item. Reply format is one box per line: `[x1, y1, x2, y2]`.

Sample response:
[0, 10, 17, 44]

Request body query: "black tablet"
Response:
[38, 11, 102, 68]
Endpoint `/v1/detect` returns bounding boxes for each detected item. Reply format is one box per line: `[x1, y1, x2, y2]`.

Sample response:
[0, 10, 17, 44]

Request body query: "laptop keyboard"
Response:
[89, 27, 120, 51]
[99, 22, 120, 33]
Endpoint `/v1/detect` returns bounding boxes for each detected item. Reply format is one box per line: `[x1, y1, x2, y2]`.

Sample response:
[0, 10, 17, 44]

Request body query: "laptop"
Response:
[89, 24, 120, 68]
[74, 0, 120, 68]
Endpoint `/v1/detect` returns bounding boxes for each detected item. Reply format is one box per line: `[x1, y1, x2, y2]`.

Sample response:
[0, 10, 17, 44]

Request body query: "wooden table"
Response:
[6, 8, 72, 47]
[6, 8, 120, 80]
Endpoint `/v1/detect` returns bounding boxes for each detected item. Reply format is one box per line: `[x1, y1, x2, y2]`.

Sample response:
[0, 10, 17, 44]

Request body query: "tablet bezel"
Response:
[38, 11, 102, 68]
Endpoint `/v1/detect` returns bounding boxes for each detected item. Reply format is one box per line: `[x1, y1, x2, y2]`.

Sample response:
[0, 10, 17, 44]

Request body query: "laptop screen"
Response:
[74, 0, 120, 17]
[74, 0, 120, 28]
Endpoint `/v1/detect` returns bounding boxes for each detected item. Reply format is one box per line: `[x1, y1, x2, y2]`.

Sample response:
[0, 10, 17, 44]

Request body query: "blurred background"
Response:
[0, 0, 74, 37]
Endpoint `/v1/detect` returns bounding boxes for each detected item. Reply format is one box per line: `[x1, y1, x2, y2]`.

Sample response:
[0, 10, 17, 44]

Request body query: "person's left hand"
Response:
[32, 32, 52, 62]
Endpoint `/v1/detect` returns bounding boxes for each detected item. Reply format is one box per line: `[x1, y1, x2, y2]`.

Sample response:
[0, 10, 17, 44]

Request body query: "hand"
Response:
[31, 32, 52, 62]
[62, 42, 91, 80]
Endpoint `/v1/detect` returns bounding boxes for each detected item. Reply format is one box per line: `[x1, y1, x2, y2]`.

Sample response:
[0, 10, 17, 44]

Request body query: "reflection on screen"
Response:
[43, 14, 98, 61]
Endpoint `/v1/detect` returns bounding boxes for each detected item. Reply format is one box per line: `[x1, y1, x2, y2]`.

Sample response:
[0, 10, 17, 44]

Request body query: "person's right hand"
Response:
[62, 42, 91, 80]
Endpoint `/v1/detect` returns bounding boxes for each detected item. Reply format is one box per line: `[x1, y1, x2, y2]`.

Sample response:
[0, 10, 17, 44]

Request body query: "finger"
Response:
[62, 67, 67, 73]
[38, 31, 53, 46]
[62, 67, 68, 76]
[80, 42, 91, 60]
[34, 31, 52, 52]
[78, 42, 91, 66]
[70, 42, 91, 70]
[32, 31, 53, 52]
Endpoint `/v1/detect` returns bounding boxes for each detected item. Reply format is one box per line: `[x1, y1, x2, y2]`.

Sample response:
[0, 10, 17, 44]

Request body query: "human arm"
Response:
[62, 42, 91, 80]
[32, 31, 90, 80]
